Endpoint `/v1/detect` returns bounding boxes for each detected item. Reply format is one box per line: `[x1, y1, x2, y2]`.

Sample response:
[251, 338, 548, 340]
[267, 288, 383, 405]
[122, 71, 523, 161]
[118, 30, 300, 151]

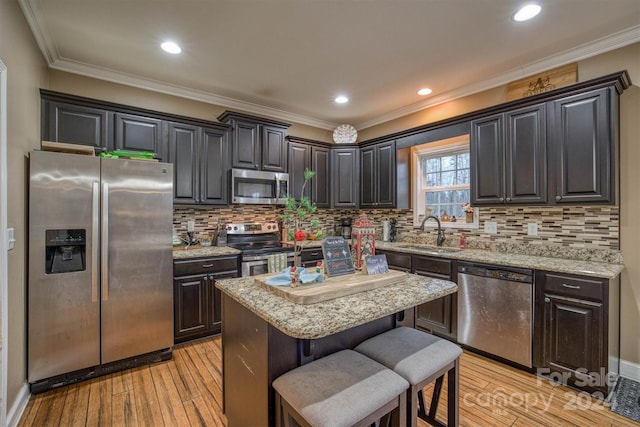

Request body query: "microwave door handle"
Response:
[101, 182, 109, 301]
[276, 177, 281, 201]
[91, 182, 99, 303]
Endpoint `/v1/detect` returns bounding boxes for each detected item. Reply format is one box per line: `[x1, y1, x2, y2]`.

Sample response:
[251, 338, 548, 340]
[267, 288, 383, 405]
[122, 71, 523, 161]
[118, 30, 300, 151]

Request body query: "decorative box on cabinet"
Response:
[218, 111, 290, 172]
[173, 256, 240, 343]
[533, 270, 619, 395]
[360, 140, 396, 208]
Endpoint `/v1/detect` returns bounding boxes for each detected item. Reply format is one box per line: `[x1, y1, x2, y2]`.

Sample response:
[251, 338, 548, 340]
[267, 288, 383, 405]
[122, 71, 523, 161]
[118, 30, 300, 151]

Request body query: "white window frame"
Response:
[411, 135, 478, 229]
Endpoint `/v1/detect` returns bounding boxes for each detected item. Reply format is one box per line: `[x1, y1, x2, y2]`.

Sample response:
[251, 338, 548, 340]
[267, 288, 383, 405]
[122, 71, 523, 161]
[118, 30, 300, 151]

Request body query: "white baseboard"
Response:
[7, 383, 29, 427]
[620, 359, 640, 382]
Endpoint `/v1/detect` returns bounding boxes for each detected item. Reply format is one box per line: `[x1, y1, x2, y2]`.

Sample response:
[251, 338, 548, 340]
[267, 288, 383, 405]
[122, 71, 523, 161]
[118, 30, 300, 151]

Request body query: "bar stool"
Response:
[272, 349, 409, 427]
[354, 327, 462, 427]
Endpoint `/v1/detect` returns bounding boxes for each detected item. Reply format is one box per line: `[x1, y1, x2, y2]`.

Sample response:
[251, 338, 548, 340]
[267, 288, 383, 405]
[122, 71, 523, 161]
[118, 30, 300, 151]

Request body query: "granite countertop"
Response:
[375, 242, 624, 280]
[216, 274, 457, 339]
[172, 246, 241, 259]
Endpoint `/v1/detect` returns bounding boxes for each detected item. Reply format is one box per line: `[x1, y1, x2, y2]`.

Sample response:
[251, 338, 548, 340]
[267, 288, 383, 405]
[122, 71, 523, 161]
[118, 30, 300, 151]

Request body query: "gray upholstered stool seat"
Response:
[354, 327, 462, 427]
[272, 349, 409, 427]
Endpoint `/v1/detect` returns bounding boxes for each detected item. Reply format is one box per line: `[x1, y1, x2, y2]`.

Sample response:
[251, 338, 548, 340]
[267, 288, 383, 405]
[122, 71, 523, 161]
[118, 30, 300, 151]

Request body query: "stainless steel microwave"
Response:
[230, 168, 289, 205]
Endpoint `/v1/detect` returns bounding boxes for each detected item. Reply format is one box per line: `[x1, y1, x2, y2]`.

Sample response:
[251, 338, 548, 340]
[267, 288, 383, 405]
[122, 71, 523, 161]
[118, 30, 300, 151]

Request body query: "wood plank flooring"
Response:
[19, 336, 637, 426]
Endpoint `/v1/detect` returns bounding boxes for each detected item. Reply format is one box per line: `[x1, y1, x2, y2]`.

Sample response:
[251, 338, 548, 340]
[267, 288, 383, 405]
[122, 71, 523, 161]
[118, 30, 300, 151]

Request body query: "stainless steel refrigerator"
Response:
[28, 150, 174, 385]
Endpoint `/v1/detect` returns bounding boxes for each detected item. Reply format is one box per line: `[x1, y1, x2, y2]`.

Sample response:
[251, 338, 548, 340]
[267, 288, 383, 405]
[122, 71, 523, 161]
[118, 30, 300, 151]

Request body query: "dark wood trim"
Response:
[285, 135, 332, 148]
[216, 110, 291, 128]
[40, 89, 230, 132]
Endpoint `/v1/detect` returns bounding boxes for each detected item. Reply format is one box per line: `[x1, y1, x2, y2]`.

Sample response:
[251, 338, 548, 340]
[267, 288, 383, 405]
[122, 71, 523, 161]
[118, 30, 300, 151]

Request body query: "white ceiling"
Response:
[19, 0, 640, 131]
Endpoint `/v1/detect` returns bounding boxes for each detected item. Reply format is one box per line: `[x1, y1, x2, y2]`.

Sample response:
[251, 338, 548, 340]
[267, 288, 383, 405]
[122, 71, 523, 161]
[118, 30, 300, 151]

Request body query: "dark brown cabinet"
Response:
[534, 271, 618, 395]
[331, 147, 359, 208]
[360, 141, 396, 208]
[471, 103, 547, 205]
[218, 111, 290, 172]
[549, 87, 614, 204]
[287, 138, 331, 208]
[114, 112, 165, 160]
[42, 100, 112, 153]
[412, 255, 457, 339]
[169, 123, 228, 205]
[173, 256, 240, 343]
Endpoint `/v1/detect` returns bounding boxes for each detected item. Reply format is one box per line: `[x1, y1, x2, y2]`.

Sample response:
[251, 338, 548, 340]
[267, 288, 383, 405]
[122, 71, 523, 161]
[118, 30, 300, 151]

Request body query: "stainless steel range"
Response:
[225, 222, 294, 276]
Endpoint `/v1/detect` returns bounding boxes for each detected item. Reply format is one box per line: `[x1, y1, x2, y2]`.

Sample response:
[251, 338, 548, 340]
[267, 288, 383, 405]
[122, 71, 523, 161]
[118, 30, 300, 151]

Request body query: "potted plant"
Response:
[280, 168, 319, 265]
[462, 202, 474, 223]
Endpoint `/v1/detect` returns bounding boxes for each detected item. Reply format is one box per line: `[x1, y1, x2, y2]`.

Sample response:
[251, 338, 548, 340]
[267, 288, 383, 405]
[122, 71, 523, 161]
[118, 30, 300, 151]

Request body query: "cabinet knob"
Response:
[544, 297, 550, 303]
[555, 196, 562, 201]
[505, 197, 511, 202]
[255, 164, 259, 169]
[499, 197, 504, 202]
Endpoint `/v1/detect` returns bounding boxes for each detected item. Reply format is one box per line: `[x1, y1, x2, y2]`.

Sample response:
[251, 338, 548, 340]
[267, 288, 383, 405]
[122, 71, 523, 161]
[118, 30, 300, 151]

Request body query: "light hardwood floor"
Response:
[19, 335, 637, 426]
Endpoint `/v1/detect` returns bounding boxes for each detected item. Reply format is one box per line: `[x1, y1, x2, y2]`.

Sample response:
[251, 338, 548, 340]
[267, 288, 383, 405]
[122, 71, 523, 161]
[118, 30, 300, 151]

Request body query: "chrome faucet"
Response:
[420, 215, 446, 247]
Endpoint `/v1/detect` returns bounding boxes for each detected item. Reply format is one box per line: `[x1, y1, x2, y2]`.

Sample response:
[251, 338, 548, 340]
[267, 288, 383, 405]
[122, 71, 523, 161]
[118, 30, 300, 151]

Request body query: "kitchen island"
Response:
[216, 274, 457, 427]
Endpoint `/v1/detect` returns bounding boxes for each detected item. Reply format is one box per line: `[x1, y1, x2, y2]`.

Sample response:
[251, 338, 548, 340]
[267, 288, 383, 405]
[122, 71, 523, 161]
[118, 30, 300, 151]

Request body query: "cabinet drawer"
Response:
[413, 256, 452, 276]
[378, 251, 412, 271]
[543, 273, 604, 301]
[301, 248, 323, 262]
[173, 256, 239, 276]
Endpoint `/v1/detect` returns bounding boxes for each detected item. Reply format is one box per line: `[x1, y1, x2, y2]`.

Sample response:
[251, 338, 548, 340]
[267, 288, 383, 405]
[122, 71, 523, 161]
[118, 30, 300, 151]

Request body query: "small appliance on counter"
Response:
[340, 218, 352, 240]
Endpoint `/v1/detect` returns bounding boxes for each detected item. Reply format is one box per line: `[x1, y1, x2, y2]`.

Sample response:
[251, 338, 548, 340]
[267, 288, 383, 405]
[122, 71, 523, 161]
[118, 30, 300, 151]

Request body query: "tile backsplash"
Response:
[174, 204, 620, 251]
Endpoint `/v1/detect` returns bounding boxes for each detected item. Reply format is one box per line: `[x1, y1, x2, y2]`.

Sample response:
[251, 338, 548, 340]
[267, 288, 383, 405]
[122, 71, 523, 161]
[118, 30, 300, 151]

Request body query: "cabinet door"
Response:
[261, 126, 287, 172]
[376, 141, 396, 207]
[470, 114, 505, 205]
[200, 128, 228, 205]
[311, 147, 330, 208]
[44, 101, 110, 152]
[551, 88, 613, 203]
[287, 142, 311, 200]
[208, 270, 239, 333]
[542, 293, 605, 392]
[505, 104, 547, 204]
[360, 147, 376, 207]
[114, 113, 165, 160]
[413, 256, 456, 339]
[331, 148, 359, 208]
[174, 275, 209, 343]
[169, 122, 199, 204]
[231, 120, 260, 170]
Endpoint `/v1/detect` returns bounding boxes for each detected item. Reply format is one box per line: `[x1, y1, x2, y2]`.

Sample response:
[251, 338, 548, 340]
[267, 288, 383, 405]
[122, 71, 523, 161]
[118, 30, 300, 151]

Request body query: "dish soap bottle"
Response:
[459, 233, 466, 250]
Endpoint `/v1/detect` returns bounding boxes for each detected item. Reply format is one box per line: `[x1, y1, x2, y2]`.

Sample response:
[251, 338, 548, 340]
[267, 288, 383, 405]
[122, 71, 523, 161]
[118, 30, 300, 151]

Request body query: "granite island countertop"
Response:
[172, 246, 241, 259]
[216, 274, 457, 339]
[375, 242, 623, 280]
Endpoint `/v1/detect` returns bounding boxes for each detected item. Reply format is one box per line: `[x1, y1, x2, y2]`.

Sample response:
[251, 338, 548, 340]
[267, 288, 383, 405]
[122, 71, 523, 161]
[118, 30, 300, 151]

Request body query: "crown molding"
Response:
[18, 0, 58, 64]
[355, 24, 640, 130]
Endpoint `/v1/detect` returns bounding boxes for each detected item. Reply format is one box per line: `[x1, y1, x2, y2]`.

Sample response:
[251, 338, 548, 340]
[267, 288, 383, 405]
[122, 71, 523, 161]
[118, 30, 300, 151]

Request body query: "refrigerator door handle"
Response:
[92, 182, 99, 302]
[101, 182, 109, 301]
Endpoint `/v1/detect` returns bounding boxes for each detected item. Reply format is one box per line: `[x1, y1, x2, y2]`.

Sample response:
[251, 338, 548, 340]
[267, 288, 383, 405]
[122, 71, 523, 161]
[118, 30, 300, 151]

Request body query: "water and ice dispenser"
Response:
[45, 229, 86, 274]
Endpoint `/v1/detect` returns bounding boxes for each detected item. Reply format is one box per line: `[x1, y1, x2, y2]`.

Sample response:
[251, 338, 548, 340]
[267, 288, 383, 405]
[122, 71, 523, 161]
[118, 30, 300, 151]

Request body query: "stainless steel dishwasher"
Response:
[457, 262, 533, 367]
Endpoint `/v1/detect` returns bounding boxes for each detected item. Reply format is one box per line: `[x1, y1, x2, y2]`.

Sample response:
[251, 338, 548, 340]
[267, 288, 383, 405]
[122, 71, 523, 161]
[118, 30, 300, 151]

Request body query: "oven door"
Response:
[242, 254, 293, 277]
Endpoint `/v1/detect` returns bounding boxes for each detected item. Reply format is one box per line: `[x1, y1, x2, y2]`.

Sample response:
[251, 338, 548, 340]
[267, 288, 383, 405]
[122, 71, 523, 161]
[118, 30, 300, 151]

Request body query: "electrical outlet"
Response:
[187, 221, 195, 232]
[484, 221, 497, 234]
[527, 223, 538, 236]
[7, 228, 15, 250]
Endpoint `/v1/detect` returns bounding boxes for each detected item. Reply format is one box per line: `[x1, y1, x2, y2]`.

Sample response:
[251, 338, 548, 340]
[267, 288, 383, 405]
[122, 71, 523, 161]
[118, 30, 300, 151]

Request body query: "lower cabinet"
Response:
[534, 271, 618, 395]
[376, 249, 457, 340]
[173, 255, 240, 343]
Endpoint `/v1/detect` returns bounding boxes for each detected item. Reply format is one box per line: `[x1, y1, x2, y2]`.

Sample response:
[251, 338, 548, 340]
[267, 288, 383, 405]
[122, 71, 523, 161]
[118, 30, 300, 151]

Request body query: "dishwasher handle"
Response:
[458, 263, 533, 284]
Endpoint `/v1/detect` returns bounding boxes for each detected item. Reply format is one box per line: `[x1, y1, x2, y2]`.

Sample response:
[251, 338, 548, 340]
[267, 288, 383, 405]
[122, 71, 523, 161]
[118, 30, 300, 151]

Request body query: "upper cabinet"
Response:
[331, 146, 359, 208]
[470, 71, 629, 206]
[218, 111, 290, 172]
[42, 100, 112, 153]
[471, 104, 547, 205]
[286, 137, 331, 208]
[360, 140, 396, 208]
[114, 113, 166, 161]
[549, 88, 614, 204]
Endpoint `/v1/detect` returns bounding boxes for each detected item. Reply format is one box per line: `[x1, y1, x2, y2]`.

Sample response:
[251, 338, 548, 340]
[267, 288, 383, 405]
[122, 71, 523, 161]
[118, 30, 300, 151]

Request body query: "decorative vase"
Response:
[465, 212, 474, 223]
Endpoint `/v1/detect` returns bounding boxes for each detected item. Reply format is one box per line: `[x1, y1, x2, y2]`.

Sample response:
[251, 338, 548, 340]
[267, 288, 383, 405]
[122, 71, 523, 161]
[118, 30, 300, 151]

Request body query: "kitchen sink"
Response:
[396, 245, 461, 254]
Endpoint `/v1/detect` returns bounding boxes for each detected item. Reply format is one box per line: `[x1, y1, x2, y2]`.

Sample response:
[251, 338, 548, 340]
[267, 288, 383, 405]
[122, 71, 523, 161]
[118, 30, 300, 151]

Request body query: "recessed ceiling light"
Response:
[161, 41, 182, 54]
[513, 4, 541, 21]
[335, 96, 349, 104]
[418, 88, 432, 96]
